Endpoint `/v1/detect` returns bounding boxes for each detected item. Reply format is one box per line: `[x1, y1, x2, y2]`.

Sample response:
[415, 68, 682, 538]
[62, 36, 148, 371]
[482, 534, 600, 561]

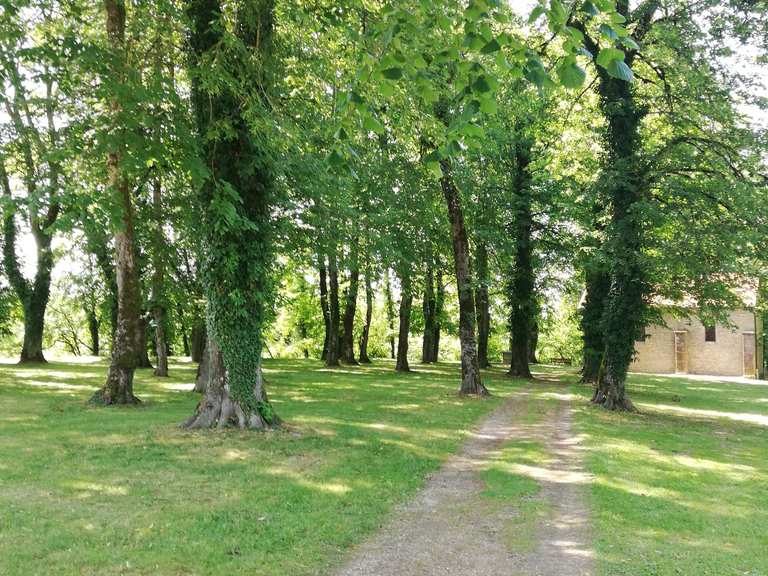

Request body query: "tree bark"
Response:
[475, 242, 491, 368]
[325, 248, 341, 366]
[384, 269, 396, 359]
[439, 160, 488, 396]
[193, 338, 210, 393]
[340, 248, 359, 364]
[86, 305, 100, 356]
[396, 273, 413, 372]
[529, 320, 539, 364]
[151, 177, 169, 376]
[91, 0, 141, 405]
[421, 265, 435, 363]
[358, 267, 373, 363]
[431, 269, 444, 362]
[183, 338, 277, 429]
[318, 254, 331, 361]
[190, 319, 206, 362]
[580, 266, 610, 383]
[507, 137, 534, 379]
[136, 314, 153, 369]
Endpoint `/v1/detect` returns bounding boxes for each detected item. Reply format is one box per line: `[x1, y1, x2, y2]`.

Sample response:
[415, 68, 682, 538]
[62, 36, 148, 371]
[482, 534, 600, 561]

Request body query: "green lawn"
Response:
[1, 358, 767, 575]
[0, 358, 515, 576]
[571, 372, 768, 576]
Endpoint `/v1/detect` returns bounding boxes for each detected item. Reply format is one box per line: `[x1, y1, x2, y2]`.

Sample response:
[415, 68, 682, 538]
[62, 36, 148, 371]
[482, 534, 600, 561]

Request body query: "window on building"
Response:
[704, 325, 716, 342]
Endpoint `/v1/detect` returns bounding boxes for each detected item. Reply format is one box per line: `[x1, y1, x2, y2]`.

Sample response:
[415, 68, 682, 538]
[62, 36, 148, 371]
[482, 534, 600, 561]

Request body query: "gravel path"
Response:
[334, 386, 594, 576]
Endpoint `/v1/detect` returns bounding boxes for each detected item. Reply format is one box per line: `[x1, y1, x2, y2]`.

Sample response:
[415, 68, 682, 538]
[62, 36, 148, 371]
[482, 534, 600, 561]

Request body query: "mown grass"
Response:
[0, 357, 519, 576]
[570, 372, 768, 576]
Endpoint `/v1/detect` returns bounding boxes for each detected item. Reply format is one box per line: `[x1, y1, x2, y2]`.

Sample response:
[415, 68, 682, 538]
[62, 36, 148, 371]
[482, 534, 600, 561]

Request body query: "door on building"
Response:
[743, 332, 756, 378]
[674, 331, 688, 374]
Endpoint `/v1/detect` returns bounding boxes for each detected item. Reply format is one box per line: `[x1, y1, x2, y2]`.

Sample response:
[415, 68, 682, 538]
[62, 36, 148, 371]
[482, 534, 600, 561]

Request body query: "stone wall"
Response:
[631, 310, 757, 377]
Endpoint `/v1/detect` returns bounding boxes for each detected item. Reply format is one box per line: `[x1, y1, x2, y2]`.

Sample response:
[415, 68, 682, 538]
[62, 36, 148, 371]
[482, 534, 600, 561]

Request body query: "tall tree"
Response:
[90, 0, 143, 405]
[183, 0, 279, 428]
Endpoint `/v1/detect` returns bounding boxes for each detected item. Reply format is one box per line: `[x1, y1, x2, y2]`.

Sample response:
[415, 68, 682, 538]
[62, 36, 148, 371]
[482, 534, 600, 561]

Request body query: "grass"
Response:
[2, 357, 767, 575]
[570, 372, 768, 576]
[0, 357, 519, 576]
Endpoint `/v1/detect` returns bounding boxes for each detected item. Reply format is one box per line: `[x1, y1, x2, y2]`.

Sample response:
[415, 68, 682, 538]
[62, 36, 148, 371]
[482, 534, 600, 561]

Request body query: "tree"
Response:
[183, 0, 279, 429]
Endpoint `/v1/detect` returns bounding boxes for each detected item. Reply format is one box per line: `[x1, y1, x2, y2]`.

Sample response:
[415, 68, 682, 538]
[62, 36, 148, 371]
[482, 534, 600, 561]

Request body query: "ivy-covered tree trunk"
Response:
[318, 254, 331, 361]
[580, 265, 610, 383]
[439, 160, 488, 396]
[340, 249, 359, 364]
[475, 242, 491, 368]
[507, 140, 534, 379]
[182, 0, 279, 428]
[91, 0, 141, 405]
[325, 249, 341, 367]
[396, 273, 413, 372]
[358, 267, 373, 364]
[431, 269, 444, 362]
[151, 177, 168, 377]
[591, 71, 645, 411]
[384, 269, 396, 359]
[421, 265, 435, 363]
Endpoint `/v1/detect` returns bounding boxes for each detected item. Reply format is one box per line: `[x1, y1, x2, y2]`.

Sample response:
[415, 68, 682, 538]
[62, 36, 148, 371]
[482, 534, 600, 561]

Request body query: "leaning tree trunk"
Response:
[395, 273, 413, 372]
[358, 267, 373, 364]
[325, 248, 341, 367]
[340, 250, 359, 364]
[91, 0, 141, 406]
[151, 177, 168, 376]
[421, 265, 435, 363]
[318, 254, 331, 361]
[507, 137, 534, 379]
[439, 159, 488, 396]
[431, 269, 444, 362]
[183, 339, 277, 429]
[384, 269, 396, 359]
[475, 242, 491, 368]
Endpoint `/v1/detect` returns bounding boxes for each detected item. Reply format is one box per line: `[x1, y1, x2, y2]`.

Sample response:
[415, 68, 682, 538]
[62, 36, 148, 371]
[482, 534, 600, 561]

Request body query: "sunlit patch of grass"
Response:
[0, 356, 519, 576]
[572, 372, 768, 576]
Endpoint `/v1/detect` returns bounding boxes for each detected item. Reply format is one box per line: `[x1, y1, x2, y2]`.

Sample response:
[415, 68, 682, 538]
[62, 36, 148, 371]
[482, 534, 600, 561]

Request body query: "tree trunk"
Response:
[507, 138, 534, 379]
[183, 338, 277, 429]
[439, 160, 488, 396]
[580, 266, 610, 383]
[396, 274, 413, 372]
[194, 338, 209, 393]
[421, 265, 435, 363]
[1, 157, 53, 364]
[384, 269, 396, 359]
[475, 242, 491, 368]
[91, 0, 141, 406]
[318, 254, 331, 361]
[86, 305, 100, 356]
[358, 267, 373, 364]
[325, 248, 341, 366]
[136, 314, 153, 369]
[190, 319, 206, 362]
[431, 269, 444, 362]
[151, 178, 168, 376]
[340, 249, 359, 364]
[591, 48, 646, 411]
[528, 320, 539, 364]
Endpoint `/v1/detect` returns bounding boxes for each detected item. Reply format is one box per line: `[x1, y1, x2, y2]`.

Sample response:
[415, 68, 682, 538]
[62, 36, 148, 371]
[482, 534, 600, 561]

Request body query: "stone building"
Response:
[631, 309, 764, 378]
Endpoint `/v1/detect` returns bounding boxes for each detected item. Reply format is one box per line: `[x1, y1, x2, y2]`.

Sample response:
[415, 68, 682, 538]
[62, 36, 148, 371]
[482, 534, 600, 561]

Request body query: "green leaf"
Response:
[363, 115, 385, 134]
[479, 97, 497, 114]
[480, 39, 501, 54]
[472, 75, 492, 94]
[620, 36, 640, 50]
[381, 67, 403, 80]
[582, 1, 599, 16]
[426, 161, 443, 179]
[596, 47, 624, 68]
[606, 59, 633, 81]
[528, 5, 546, 23]
[557, 61, 587, 89]
[599, 23, 618, 40]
